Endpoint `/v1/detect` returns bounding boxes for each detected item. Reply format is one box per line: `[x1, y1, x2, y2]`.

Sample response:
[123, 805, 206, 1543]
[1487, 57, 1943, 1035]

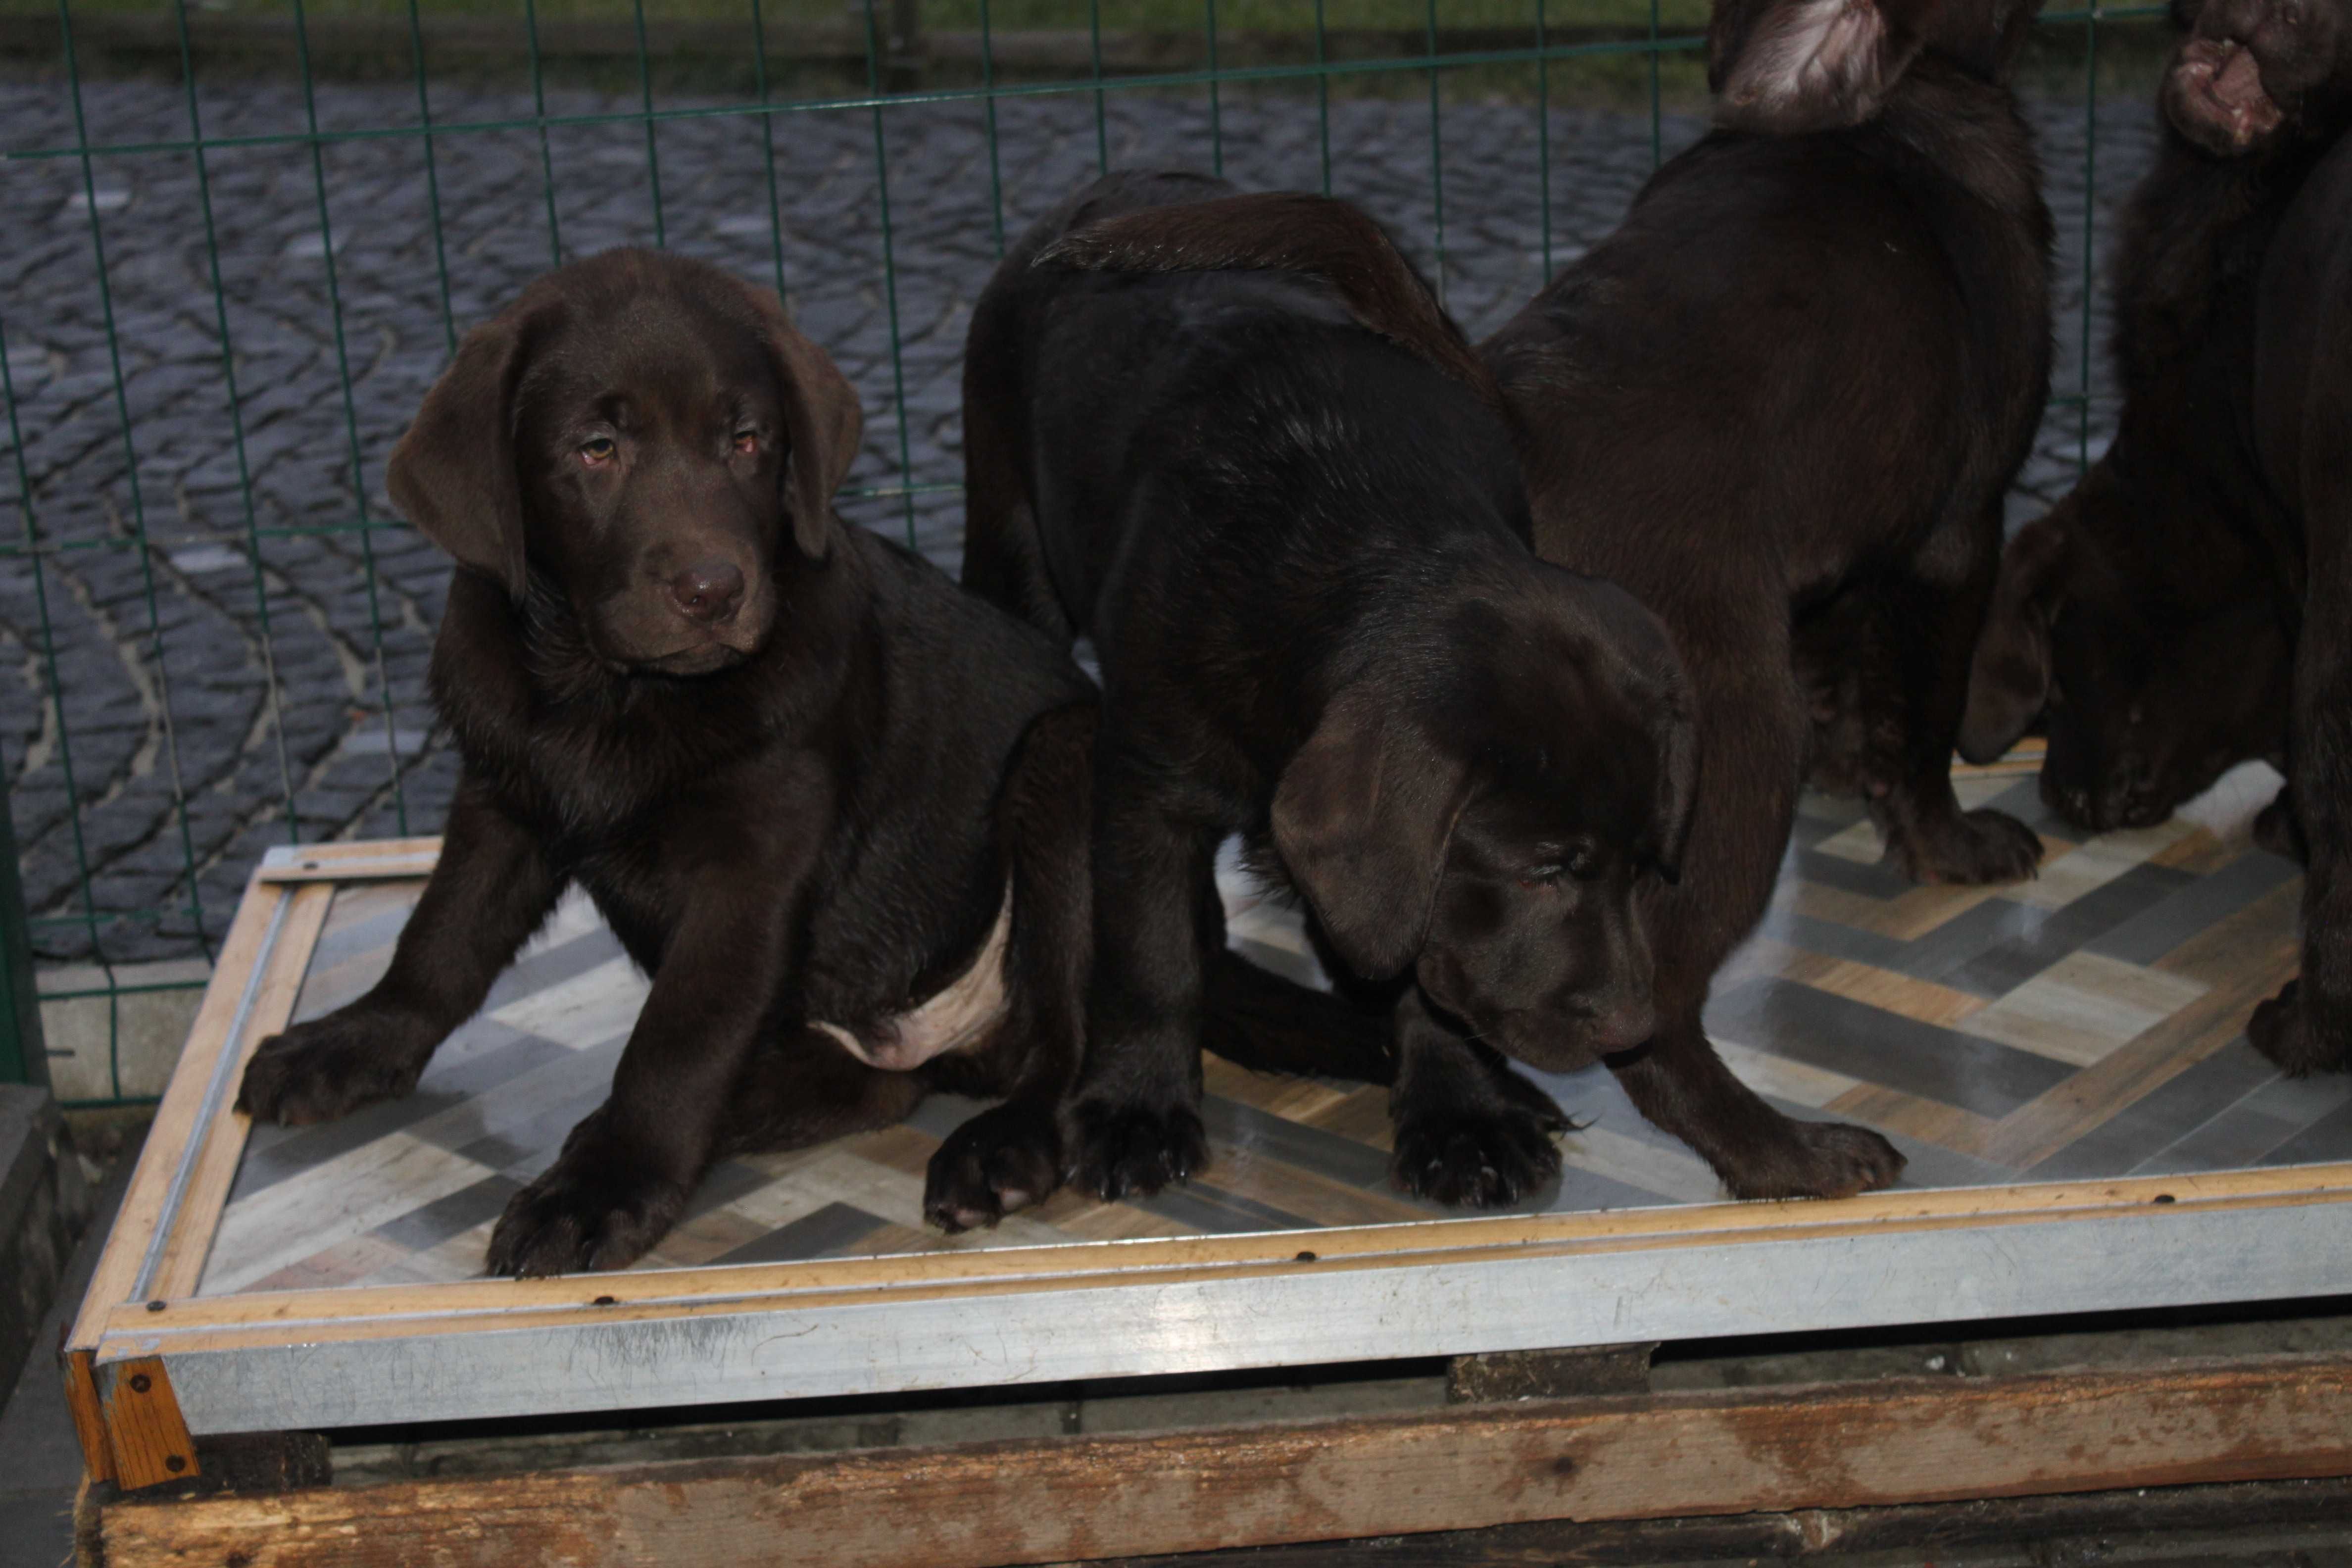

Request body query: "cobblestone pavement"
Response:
[1, 68, 2156, 965]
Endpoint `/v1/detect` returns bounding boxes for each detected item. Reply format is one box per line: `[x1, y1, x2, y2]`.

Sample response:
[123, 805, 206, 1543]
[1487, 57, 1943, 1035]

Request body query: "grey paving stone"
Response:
[3, 67, 2157, 965]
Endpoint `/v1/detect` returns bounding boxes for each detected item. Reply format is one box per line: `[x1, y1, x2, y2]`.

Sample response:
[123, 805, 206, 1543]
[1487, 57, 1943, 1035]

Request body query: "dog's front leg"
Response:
[2250, 510, 2352, 1075]
[489, 824, 821, 1276]
[1062, 739, 1221, 1199]
[239, 773, 562, 1126]
[1389, 988, 1567, 1207]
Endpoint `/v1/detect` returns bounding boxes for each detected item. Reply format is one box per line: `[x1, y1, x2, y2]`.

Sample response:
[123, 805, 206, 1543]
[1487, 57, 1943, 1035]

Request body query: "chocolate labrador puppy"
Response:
[962, 172, 1696, 1208]
[236, 248, 1109, 1273]
[1964, 0, 2352, 1074]
[1470, 0, 2058, 1197]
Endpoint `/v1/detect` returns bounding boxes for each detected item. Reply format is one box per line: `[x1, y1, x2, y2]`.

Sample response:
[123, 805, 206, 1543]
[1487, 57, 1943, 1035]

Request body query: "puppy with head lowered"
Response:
[1471, 0, 2060, 1198]
[962, 172, 1696, 1208]
[236, 248, 1113, 1274]
[1965, 0, 2352, 1074]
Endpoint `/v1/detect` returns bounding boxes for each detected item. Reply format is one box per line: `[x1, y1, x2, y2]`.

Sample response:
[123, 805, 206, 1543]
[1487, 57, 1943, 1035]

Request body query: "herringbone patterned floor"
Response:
[197, 760, 2349, 1296]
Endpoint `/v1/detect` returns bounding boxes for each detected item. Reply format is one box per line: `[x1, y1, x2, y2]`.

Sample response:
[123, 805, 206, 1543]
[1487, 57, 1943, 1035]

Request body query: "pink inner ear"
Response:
[1720, 0, 1896, 132]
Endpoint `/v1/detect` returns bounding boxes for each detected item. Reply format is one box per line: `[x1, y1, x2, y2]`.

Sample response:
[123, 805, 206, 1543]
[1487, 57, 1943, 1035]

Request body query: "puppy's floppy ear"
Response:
[1649, 702, 1700, 884]
[1709, 0, 1927, 133]
[734, 282, 863, 561]
[1543, 569, 1699, 883]
[1273, 686, 1475, 982]
[1960, 514, 2071, 764]
[387, 315, 530, 600]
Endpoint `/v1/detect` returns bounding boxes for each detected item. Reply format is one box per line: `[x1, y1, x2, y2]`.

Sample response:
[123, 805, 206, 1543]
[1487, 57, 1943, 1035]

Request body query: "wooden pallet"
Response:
[58, 758, 2352, 1564]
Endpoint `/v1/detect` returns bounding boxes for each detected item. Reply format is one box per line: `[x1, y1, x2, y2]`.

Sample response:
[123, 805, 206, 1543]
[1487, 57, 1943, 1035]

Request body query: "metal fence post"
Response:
[888, 0, 923, 89]
[0, 787, 50, 1090]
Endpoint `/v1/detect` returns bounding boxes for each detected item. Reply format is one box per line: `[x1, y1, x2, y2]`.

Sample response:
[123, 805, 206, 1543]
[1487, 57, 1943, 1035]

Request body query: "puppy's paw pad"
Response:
[1065, 1100, 1207, 1201]
[1392, 1102, 1563, 1209]
[235, 1011, 431, 1127]
[1894, 808, 2043, 886]
[1725, 1120, 1905, 1201]
[2248, 981, 2350, 1077]
[925, 1105, 1062, 1232]
[487, 1154, 687, 1277]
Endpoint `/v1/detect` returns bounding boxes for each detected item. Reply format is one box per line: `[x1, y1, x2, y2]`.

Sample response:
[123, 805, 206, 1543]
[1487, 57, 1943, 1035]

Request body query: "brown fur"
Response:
[1040, 191, 1509, 418]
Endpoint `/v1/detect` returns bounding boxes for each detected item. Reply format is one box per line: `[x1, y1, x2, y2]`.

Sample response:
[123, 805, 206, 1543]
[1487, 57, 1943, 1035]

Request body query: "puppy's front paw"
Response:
[2249, 981, 2352, 1076]
[1064, 1096, 1207, 1201]
[1889, 806, 2043, 886]
[487, 1125, 690, 1276]
[1392, 1090, 1566, 1208]
[1721, 1119, 1906, 1201]
[925, 1101, 1062, 1232]
[236, 1006, 438, 1126]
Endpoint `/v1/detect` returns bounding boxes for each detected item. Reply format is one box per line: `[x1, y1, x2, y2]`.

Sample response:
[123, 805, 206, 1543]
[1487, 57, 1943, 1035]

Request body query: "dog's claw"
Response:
[2248, 980, 2352, 1076]
[488, 1117, 688, 1276]
[1887, 806, 2042, 886]
[235, 1005, 437, 1127]
[1065, 1098, 1208, 1201]
[1393, 1098, 1563, 1209]
[1719, 1118, 1906, 1201]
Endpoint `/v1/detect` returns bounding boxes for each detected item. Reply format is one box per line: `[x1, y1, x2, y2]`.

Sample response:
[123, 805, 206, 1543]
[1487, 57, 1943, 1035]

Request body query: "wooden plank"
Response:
[254, 839, 441, 883]
[100, 1168, 2352, 1435]
[90, 1354, 2352, 1568]
[1096, 1475, 2352, 1566]
[1824, 1083, 2004, 1159]
[148, 881, 334, 1299]
[66, 875, 292, 1351]
[1985, 910, 2303, 1168]
[62, 1349, 113, 1486]
[113, 1161, 2352, 1336]
[101, 1357, 197, 1491]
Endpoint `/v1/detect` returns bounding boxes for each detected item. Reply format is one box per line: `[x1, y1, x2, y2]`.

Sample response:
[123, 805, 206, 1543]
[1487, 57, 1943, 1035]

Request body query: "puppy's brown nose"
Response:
[670, 559, 745, 623]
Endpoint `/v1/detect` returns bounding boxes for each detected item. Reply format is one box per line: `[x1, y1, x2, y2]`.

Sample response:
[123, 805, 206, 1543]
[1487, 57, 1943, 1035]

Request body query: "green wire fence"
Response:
[1, 0, 2164, 1106]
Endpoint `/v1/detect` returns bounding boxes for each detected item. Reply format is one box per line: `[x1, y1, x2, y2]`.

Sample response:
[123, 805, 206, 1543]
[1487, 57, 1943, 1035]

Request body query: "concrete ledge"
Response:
[0, 1085, 92, 1405]
[38, 961, 209, 1105]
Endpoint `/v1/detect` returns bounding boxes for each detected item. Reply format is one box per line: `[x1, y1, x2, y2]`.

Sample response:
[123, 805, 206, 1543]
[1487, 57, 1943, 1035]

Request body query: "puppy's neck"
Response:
[1871, 58, 2043, 222]
[516, 573, 637, 705]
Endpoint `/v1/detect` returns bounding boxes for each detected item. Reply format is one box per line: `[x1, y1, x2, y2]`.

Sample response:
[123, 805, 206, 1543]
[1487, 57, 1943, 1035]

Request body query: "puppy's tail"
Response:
[1201, 948, 1395, 1086]
[1036, 191, 1507, 419]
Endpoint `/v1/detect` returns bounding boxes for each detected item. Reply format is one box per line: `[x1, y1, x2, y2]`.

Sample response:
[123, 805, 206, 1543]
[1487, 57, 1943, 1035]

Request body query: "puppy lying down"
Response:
[235, 248, 1353, 1275]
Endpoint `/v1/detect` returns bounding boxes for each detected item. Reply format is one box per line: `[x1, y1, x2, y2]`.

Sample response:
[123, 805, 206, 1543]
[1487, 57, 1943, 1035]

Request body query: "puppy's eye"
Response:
[733, 429, 759, 456]
[1517, 865, 1564, 890]
[580, 437, 617, 466]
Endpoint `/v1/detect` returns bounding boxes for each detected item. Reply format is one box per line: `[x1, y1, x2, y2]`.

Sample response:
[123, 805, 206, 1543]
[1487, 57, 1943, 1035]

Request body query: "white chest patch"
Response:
[812, 885, 1014, 1072]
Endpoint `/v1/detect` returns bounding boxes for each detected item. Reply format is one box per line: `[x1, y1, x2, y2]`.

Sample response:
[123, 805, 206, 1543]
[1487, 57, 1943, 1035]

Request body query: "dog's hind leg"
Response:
[1062, 729, 1225, 1200]
[711, 1032, 928, 1160]
[924, 702, 1097, 1230]
[960, 300, 1074, 643]
[1201, 949, 1396, 1084]
[1870, 510, 2045, 884]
